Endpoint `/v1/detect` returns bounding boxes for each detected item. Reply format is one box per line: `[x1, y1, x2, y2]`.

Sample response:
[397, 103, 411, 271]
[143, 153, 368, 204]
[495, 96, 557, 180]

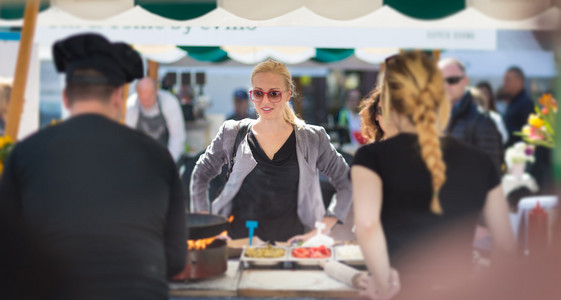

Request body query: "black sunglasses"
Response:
[444, 76, 464, 85]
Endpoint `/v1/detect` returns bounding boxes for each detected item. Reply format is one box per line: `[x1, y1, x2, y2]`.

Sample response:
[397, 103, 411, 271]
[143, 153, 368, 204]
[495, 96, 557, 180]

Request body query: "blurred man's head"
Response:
[233, 89, 249, 116]
[136, 77, 158, 110]
[503, 66, 525, 100]
[438, 58, 469, 105]
[346, 89, 362, 113]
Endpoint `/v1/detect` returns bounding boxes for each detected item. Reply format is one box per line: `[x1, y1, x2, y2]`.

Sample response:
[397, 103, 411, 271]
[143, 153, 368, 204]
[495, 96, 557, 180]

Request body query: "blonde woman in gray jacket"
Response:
[191, 60, 352, 243]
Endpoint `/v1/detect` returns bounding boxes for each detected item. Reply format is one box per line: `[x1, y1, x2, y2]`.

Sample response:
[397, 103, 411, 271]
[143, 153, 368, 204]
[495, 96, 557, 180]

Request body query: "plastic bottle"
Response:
[528, 201, 548, 255]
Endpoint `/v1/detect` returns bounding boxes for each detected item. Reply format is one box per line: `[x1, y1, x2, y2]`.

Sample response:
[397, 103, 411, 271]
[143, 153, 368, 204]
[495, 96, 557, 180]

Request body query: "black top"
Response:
[230, 129, 303, 242]
[352, 133, 500, 267]
[504, 89, 534, 148]
[0, 114, 187, 300]
[447, 91, 502, 174]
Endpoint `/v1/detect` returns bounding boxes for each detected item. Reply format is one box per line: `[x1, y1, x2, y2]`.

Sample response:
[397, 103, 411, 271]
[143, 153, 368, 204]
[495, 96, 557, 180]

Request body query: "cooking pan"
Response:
[186, 213, 228, 240]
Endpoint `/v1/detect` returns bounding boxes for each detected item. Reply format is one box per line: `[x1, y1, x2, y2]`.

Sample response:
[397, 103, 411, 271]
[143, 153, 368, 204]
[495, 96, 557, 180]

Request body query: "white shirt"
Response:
[126, 90, 186, 162]
[489, 110, 508, 145]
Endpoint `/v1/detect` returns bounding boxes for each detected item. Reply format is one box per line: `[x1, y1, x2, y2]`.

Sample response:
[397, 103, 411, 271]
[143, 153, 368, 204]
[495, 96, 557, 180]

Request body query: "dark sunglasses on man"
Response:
[444, 76, 464, 85]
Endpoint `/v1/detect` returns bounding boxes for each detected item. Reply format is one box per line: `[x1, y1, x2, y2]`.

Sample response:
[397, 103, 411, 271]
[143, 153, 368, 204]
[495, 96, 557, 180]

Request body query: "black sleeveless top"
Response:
[229, 129, 303, 242]
[352, 133, 500, 265]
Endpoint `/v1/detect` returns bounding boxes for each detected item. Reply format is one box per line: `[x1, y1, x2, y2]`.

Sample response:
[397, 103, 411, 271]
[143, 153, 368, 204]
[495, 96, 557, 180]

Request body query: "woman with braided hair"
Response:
[352, 51, 515, 299]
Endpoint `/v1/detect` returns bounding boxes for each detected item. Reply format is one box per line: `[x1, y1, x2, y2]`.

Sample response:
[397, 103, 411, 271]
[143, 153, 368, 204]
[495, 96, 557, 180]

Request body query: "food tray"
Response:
[334, 244, 365, 266]
[288, 246, 334, 266]
[240, 245, 289, 266]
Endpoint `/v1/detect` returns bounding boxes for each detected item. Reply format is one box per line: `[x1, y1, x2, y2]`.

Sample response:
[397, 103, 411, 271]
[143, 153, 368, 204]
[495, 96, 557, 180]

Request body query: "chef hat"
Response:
[53, 33, 143, 87]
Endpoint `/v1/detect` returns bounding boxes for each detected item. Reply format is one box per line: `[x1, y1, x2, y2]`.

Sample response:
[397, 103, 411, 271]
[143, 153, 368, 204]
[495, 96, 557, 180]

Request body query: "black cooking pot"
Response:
[186, 213, 228, 240]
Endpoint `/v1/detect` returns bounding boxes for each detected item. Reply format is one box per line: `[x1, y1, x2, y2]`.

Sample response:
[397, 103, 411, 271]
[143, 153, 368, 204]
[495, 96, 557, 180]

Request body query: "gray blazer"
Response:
[190, 119, 352, 231]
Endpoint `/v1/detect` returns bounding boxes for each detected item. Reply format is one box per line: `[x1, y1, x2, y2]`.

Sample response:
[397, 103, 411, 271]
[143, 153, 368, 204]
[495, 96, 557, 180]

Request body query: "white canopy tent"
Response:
[1, 0, 559, 139]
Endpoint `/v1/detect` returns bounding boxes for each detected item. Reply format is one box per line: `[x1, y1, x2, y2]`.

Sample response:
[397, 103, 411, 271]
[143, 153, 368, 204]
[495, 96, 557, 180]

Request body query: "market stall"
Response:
[0, 2, 559, 298]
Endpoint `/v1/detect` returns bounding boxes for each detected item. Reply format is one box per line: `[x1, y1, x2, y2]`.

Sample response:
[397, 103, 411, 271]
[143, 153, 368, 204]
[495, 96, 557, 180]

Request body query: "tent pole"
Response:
[5, 0, 39, 139]
[121, 83, 129, 123]
[148, 59, 159, 83]
[433, 49, 441, 62]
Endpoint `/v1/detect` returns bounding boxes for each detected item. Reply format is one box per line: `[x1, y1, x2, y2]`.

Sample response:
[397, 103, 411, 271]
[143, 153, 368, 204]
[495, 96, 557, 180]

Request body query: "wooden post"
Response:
[148, 59, 159, 83]
[5, 0, 39, 139]
[433, 49, 441, 62]
[121, 83, 129, 123]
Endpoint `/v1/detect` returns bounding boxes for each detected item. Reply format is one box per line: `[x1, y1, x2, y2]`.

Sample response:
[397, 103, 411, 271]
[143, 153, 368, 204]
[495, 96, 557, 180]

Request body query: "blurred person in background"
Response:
[470, 86, 508, 145]
[178, 85, 196, 121]
[352, 51, 515, 299]
[226, 88, 257, 121]
[475, 81, 497, 112]
[438, 58, 503, 174]
[359, 87, 398, 143]
[126, 77, 187, 163]
[0, 33, 187, 300]
[337, 89, 364, 145]
[502, 66, 534, 148]
[0, 77, 11, 136]
[502, 66, 552, 189]
[191, 59, 352, 243]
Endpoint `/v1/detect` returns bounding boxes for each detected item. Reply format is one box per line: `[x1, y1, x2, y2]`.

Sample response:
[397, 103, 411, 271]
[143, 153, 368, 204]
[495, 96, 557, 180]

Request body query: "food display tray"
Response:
[240, 246, 289, 266]
[288, 246, 334, 266]
[333, 244, 365, 266]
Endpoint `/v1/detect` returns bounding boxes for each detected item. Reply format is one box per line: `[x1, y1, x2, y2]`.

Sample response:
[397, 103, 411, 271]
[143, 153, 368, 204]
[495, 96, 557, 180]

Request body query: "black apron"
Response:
[136, 96, 170, 148]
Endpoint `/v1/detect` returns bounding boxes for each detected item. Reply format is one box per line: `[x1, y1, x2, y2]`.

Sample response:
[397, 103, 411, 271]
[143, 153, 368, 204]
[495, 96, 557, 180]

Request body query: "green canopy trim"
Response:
[177, 46, 228, 62]
[0, 1, 50, 20]
[384, 0, 464, 20]
[314, 48, 355, 63]
[136, 1, 216, 21]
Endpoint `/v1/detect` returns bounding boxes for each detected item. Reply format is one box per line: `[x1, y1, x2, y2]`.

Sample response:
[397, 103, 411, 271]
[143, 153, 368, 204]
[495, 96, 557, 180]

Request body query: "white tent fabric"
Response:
[218, 0, 384, 21]
[441, 30, 557, 77]
[132, 45, 187, 64]
[0, 3, 559, 29]
[222, 46, 316, 64]
[354, 48, 400, 64]
[51, 0, 134, 20]
[33, 24, 497, 49]
[469, 0, 553, 21]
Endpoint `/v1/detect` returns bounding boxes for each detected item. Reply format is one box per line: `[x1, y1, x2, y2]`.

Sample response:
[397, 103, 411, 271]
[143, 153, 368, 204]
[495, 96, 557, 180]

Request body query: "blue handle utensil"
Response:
[246, 220, 258, 246]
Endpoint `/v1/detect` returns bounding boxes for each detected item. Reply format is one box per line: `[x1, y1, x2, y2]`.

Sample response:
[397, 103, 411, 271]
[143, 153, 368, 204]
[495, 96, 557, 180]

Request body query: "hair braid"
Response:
[385, 51, 450, 215]
[414, 88, 446, 214]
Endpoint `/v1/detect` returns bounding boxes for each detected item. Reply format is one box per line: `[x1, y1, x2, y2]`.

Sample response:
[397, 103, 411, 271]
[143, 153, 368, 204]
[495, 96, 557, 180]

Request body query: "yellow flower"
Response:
[528, 114, 544, 128]
[522, 125, 532, 136]
[0, 135, 12, 149]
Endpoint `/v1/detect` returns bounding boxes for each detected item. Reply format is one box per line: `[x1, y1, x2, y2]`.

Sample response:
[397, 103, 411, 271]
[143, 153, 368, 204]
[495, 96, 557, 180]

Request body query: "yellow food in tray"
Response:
[244, 244, 285, 258]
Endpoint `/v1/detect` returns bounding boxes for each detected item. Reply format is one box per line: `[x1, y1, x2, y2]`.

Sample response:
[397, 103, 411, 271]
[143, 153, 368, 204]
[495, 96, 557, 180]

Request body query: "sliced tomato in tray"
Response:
[291, 245, 331, 258]
[291, 247, 310, 258]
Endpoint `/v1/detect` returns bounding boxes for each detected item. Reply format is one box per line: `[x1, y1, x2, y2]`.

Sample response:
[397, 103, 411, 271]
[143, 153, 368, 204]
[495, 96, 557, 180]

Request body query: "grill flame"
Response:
[187, 230, 228, 250]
